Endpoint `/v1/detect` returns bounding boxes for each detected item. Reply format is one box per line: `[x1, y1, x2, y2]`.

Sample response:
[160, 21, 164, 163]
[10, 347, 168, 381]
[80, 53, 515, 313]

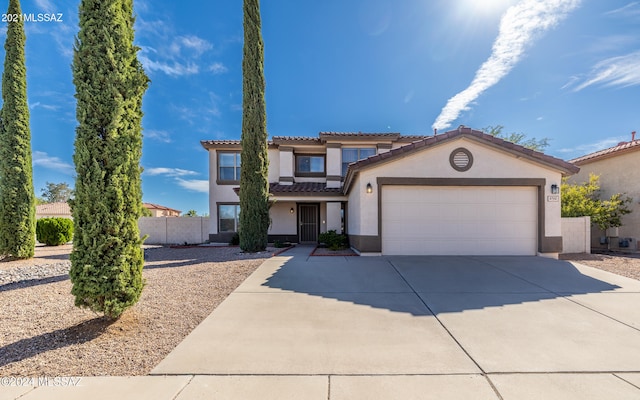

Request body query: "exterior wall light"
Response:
[290, 207, 295, 214]
[551, 184, 559, 194]
[366, 183, 373, 194]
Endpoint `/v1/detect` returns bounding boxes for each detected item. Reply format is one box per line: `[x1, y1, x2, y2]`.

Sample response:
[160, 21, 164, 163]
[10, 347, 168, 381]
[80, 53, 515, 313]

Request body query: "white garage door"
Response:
[381, 186, 537, 255]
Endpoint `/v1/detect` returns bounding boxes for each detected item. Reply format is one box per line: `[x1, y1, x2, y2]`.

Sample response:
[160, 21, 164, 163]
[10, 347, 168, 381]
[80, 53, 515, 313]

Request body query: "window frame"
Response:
[295, 154, 326, 177]
[218, 203, 240, 233]
[341, 147, 376, 177]
[217, 151, 241, 184]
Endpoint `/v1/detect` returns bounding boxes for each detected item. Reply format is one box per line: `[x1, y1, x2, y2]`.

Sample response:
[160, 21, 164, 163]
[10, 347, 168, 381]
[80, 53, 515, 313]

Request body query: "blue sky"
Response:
[1, 0, 639, 215]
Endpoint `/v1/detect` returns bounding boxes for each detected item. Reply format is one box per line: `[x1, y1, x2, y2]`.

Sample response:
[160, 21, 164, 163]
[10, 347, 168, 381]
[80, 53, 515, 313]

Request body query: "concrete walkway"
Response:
[7, 246, 640, 399]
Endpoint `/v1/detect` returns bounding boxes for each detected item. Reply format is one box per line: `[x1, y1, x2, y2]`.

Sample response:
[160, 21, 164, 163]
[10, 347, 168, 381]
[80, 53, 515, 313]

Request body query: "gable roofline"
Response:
[143, 202, 182, 214]
[342, 127, 580, 194]
[568, 139, 640, 165]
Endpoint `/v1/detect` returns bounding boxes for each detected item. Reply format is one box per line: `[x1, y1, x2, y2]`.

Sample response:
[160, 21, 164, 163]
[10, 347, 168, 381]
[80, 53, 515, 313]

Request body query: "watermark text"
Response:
[2, 13, 64, 23]
[0, 376, 82, 387]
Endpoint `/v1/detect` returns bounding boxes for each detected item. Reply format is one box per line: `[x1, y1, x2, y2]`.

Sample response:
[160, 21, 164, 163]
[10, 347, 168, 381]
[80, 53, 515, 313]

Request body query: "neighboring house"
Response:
[568, 133, 639, 250]
[36, 202, 72, 219]
[202, 127, 577, 256]
[143, 203, 182, 217]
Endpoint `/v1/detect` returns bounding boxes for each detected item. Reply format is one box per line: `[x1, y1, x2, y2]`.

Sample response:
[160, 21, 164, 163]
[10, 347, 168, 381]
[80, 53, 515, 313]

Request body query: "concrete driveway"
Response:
[150, 246, 640, 399]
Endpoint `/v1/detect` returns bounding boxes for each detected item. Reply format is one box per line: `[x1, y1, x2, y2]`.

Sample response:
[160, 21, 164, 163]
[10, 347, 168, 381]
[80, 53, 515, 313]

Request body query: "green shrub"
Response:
[36, 218, 73, 246]
[318, 230, 348, 251]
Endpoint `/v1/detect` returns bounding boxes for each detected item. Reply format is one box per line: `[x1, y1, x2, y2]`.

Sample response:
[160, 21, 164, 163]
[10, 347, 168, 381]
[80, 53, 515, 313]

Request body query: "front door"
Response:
[299, 204, 319, 243]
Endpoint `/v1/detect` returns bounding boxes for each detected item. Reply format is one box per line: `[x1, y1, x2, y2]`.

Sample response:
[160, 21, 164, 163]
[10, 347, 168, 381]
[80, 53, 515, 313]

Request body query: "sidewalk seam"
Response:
[170, 375, 194, 400]
[613, 373, 640, 391]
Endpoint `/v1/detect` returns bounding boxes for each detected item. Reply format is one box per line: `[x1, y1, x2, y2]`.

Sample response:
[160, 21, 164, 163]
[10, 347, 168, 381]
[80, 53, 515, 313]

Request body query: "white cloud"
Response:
[33, 151, 74, 175]
[137, 31, 213, 76]
[175, 178, 209, 193]
[572, 51, 640, 91]
[432, 0, 580, 131]
[178, 35, 213, 56]
[145, 129, 172, 143]
[34, 0, 55, 12]
[144, 167, 198, 177]
[139, 52, 199, 77]
[29, 102, 60, 111]
[604, 2, 640, 17]
[209, 62, 229, 74]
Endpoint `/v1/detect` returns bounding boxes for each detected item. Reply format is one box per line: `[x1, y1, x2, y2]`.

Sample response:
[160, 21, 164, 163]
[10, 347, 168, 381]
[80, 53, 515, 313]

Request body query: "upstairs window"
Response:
[342, 148, 376, 176]
[296, 155, 325, 176]
[218, 152, 241, 183]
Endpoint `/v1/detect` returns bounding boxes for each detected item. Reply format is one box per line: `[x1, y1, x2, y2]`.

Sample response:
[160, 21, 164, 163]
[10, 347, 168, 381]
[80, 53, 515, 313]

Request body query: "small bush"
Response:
[230, 232, 240, 246]
[36, 217, 74, 246]
[318, 230, 348, 251]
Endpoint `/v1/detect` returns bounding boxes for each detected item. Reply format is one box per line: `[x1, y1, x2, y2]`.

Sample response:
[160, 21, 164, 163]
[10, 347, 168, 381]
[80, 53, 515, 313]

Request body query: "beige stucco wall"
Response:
[139, 217, 210, 244]
[326, 202, 342, 233]
[268, 148, 280, 183]
[561, 217, 591, 254]
[568, 150, 640, 249]
[36, 213, 72, 219]
[278, 148, 293, 184]
[348, 137, 564, 243]
[269, 202, 297, 235]
[326, 146, 341, 178]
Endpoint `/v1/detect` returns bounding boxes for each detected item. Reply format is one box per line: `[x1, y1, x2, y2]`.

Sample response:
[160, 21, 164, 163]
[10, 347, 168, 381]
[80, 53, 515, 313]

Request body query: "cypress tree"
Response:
[239, 0, 270, 252]
[70, 0, 149, 319]
[0, 0, 36, 259]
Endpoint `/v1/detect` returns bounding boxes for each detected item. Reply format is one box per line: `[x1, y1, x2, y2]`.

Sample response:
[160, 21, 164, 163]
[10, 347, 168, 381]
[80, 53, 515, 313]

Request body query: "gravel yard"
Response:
[0, 244, 274, 377]
[561, 252, 640, 281]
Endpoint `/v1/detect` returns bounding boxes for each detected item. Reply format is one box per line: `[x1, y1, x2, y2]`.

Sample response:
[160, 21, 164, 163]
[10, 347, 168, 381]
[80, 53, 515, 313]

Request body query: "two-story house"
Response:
[202, 127, 578, 257]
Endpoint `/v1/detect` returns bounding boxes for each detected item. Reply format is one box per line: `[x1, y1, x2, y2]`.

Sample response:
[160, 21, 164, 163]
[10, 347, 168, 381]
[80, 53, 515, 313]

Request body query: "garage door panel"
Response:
[382, 186, 537, 256]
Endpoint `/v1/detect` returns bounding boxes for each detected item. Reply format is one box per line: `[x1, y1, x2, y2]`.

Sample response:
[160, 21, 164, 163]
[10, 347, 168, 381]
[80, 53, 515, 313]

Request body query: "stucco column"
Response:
[326, 202, 342, 233]
[279, 146, 294, 185]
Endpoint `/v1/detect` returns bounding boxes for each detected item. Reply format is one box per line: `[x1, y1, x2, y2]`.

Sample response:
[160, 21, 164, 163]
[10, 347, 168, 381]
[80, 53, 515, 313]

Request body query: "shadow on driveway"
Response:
[263, 254, 620, 315]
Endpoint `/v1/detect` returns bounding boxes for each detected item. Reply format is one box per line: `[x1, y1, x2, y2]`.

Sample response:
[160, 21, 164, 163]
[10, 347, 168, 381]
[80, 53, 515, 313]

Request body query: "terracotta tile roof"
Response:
[319, 132, 401, 138]
[343, 127, 579, 191]
[569, 140, 640, 165]
[143, 203, 182, 213]
[270, 182, 340, 193]
[269, 182, 343, 196]
[271, 136, 323, 145]
[200, 139, 242, 149]
[36, 202, 71, 216]
[232, 182, 343, 196]
[397, 134, 430, 142]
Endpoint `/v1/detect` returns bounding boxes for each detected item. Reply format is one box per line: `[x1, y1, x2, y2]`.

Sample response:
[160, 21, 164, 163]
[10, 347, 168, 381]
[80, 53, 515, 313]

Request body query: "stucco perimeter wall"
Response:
[139, 217, 210, 245]
[349, 137, 564, 246]
[561, 217, 591, 254]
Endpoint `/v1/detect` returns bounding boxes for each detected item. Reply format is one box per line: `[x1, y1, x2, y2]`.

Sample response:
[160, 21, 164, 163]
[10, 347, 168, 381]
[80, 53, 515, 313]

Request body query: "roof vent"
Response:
[449, 148, 473, 172]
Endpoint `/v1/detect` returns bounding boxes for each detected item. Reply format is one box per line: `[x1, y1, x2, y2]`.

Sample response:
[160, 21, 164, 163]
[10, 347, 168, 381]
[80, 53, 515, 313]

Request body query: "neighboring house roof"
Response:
[36, 202, 71, 216]
[343, 126, 580, 192]
[143, 203, 182, 213]
[569, 139, 640, 165]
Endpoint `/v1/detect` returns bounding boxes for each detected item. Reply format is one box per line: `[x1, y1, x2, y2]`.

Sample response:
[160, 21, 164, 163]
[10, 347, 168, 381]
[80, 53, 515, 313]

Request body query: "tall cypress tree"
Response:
[70, 0, 149, 319]
[0, 0, 36, 259]
[239, 0, 270, 252]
